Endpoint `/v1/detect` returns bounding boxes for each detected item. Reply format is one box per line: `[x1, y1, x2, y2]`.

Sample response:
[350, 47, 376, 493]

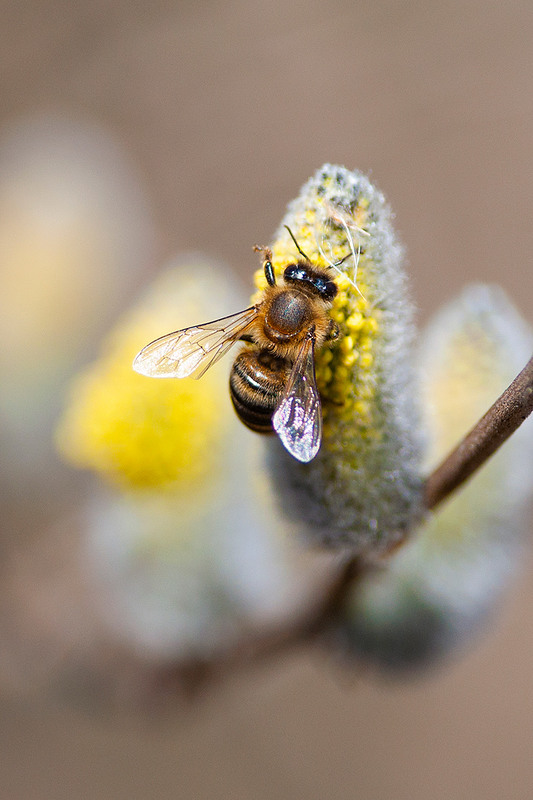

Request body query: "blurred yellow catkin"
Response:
[56, 264, 230, 493]
[56, 258, 328, 659]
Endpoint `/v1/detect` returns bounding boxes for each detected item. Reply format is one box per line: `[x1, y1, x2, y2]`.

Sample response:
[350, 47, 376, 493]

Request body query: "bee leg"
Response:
[253, 245, 272, 259]
[239, 333, 255, 343]
[326, 320, 340, 341]
[264, 260, 276, 287]
[253, 245, 276, 286]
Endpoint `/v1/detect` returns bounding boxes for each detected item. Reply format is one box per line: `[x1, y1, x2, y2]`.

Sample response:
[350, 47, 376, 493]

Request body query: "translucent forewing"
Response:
[132, 306, 258, 379]
[272, 332, 322, 462]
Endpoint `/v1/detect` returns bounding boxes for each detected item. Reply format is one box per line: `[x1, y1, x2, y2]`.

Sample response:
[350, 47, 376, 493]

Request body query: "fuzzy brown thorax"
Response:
[252, 280, 335, 360]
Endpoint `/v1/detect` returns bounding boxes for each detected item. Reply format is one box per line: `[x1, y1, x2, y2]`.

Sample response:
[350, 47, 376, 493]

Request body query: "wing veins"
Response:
[272, 331, 322, 462]
[133, 306, 258, 378]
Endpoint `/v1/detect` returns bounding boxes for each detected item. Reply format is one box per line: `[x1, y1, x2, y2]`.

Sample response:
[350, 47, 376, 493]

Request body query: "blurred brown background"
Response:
[2, 0, 533, 798]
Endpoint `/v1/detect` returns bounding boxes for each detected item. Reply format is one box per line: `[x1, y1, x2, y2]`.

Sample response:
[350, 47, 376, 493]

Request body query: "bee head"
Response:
[283, 262, 338, 301]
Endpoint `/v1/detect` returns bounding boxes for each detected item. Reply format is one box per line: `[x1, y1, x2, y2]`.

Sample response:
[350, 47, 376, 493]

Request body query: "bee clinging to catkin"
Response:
[133, 228, 348, 462]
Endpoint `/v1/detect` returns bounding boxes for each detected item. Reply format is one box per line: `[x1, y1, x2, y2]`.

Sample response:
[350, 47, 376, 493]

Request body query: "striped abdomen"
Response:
[229, 349, 290, 433]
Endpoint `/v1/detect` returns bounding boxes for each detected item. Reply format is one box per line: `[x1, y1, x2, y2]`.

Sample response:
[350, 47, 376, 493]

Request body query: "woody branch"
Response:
[158, 353, 533, 693]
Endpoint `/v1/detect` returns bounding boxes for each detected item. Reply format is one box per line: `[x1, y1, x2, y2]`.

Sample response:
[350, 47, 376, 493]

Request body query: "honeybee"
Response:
[133, 229, 343, 462]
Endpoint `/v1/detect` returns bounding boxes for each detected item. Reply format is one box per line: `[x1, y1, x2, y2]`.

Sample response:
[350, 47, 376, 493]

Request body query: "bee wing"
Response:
[133, 306, 258, 379]
[272, 332, 322, 462]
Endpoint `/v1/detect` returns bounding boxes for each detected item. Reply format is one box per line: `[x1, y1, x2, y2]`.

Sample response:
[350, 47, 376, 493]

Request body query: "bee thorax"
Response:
[263, 291, 312, 343]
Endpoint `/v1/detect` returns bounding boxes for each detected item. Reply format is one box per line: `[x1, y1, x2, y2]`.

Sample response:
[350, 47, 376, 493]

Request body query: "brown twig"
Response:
[156, 557, 366, 694]
[157, 354, 533, 692]
[424, 354, 533, 510]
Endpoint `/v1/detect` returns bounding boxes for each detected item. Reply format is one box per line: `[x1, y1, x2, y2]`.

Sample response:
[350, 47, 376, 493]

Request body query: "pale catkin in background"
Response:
[331, 285, 533, 672]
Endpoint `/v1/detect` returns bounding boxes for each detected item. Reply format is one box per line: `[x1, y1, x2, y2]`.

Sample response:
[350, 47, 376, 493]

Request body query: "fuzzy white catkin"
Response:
[262, 165, 424, 555]
[331, 285, 533, 672]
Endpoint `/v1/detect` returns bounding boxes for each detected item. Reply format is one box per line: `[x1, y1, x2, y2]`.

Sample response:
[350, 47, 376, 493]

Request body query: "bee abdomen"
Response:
[229, 350, 290, 433]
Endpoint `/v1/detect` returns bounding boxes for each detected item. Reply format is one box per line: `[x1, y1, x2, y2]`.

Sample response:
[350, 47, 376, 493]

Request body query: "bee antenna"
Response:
[332, 252, 351, 268]
[284, 225, 311, 262]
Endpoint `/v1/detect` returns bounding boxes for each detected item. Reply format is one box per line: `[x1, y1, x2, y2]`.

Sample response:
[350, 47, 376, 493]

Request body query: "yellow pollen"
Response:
[346, 312, 364, 332]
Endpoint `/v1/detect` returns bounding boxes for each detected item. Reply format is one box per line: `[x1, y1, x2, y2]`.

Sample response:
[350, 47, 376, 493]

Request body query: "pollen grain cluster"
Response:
[254, 177, 382, 439]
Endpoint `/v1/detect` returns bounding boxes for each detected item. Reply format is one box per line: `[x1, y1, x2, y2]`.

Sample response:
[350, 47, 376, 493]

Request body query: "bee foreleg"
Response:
[326, 320, 340, 341]
[253, 245, 276, 286]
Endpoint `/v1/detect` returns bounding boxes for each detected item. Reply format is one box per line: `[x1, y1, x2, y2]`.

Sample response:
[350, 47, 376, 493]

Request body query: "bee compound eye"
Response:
[283, 264, 298, 280]
[324, 280, 338, 299]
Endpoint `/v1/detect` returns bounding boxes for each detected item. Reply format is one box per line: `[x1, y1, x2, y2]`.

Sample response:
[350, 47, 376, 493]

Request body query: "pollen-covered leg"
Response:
[326, 319, 340, 341]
